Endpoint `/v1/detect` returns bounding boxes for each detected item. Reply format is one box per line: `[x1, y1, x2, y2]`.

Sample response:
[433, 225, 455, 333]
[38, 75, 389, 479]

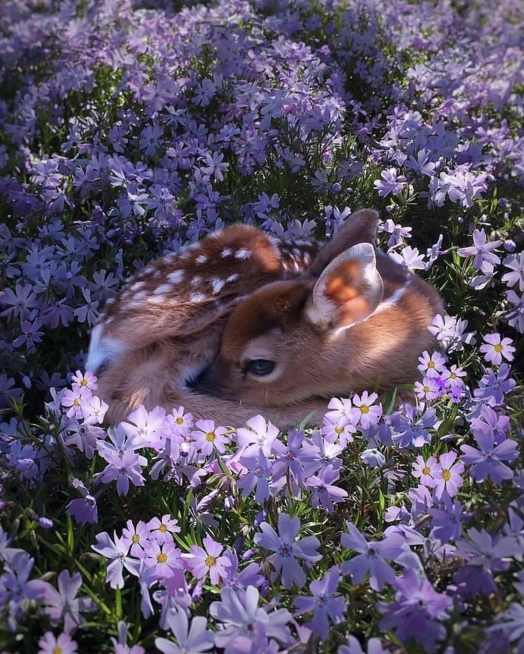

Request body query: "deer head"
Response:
[196, 209, 444, 406]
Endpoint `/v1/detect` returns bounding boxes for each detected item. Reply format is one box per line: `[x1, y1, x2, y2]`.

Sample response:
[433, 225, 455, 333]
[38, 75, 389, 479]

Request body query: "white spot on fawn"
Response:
[211, 278, 226, 294]
[220, 248, 233, 258]
[234, 249, 251, 260]
[86, 323, 127, 373]
[167, 270, 184, 284]
[189, 292, 207, 303]
[196, 254, 208, 264]
[154, 284, 174, 296]
[227, 274, 239, 283]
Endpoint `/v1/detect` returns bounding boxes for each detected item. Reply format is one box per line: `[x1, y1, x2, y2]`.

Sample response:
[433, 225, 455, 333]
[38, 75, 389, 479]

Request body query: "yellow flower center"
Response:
[157, 552, 168, 564]
[423, 385, 430, 393]
[53, 647, 63, 654]
[205, 555, 216, 567]
[80, 378, 88, 386]
[335, 426, 344, 434]
[360, 405, 369, 414]
[206, 432, 216, 442]
[73, 398, 80, 406]
[422, 466, 430, 475]
[159, 524, 167, 533]
[132, 534, 140, 544]
[428, 361, 435, 368]
[442, 469, 451, 481]
[450, 372, 457, 379]
[494, 344, 503, 353]
[176, 417, 184, 425]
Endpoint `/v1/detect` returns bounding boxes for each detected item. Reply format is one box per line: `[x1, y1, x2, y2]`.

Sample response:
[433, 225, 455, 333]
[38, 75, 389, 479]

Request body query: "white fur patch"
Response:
[211, 278, 226, 294]
[153, 284, 173, 296]
[190, 292, 207, 303]
[235, 249, 251, 259]
[221, 248, 233, 258]
[167, 270, 184, 284]
[196, 254, 208, 264]
[86, 324, 128, 373]
[227, 273, 239, 283]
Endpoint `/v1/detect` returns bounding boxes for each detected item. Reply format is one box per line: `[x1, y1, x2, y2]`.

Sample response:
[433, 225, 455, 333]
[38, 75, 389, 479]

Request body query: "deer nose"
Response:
[191, 361, 223, 396]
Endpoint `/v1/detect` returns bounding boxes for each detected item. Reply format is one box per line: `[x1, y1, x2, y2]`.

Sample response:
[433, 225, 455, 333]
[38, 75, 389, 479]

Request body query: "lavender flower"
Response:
[184, 536, 231, 586]
[38, 632, 78, 654]
[254, 513, 321, 589]
[155, 609, 214, 654]
[294, 566, 346, 641]
[340, 522, 409, 591]
[38, 569, 96, 633]
[378, 568, 452, 653]
[209, 585, 292, 652]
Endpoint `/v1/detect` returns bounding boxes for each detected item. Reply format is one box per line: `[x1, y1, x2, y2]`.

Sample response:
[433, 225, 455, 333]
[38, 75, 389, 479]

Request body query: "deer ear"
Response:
[307, 208, 380, 278]
[305, 243, 384, 330]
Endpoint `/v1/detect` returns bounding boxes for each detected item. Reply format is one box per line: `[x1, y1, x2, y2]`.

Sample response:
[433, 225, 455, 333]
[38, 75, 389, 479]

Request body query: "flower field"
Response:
[0, 0, 523, 652]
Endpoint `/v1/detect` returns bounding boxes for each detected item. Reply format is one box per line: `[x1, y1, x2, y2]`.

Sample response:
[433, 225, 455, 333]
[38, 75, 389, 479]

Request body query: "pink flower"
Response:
[479, 333, 515, 365]
[433, 452, 465, 499]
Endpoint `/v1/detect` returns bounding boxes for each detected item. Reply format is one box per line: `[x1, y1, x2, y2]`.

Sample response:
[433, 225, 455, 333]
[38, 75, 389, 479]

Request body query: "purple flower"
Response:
[122, 520, 151, 559]
[184, 536, 231, 586]
[504, 289, 524, 332]
[67, 479, 99, 525]
[98, 450, 146, 495]
[0, 551, 47, 631]
[144, 540, 183, 581]
[461, 428, 518, 483]
[470, 404, 510, 446]
[111, 621, 145, 654]
[412, 455, 439, 488]
[373, 168, 406, 197]
[237, 448, 272, 504]
[39, 569, 95, 634]
[474, 364, 516, 405]
[236, 416, 280, 457]
[209, 585, 292, 652]
[91, 531, 141, 589]
[294, 566, 346, 641]
[378, 568, 452, 653]
[254, 513, 321, 589]
[502, 252, 524, 291]
[0, 283, 40, 320]
[417, 350, 447, 378]
[432, 451, 465, 499]
[428, 313, 476, 352]
[340, 522, 408, 591]
[479, 333, 516, 365]
[38, 632, 78, 654]
[351, 391, 382, 429]
[454, 528, 519, 596]
[429, 496, 464, 543]
[147, 514, 181, 545]
[306, 464, 348, 512]
[156, 609, 214, 654]
[191, 420, 230, 456]
[457, 228, 502, 270]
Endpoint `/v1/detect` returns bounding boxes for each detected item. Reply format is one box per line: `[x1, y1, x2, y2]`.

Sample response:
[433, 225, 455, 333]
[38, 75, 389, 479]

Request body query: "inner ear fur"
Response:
[307, 208, 380, 278]
[305, 242, 384, 330]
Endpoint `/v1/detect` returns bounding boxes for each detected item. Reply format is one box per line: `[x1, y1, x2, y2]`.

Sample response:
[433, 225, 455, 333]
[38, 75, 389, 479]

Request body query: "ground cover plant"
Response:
[0, 0, 523, 652]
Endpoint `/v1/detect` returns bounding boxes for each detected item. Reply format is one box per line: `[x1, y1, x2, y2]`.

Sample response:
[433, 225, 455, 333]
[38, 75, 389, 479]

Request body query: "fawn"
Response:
[87, 209, 443, 426]
[86, 224, 328, 425]
[196, 209, 444, 408]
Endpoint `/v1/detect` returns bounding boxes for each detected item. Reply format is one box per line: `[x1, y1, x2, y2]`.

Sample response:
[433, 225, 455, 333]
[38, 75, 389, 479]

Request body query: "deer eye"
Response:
[246, 359, 276, 376]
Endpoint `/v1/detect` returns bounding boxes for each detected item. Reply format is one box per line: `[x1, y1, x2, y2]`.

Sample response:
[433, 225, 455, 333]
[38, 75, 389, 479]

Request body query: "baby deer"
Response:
[86, 224, 328, 425]
[196, 209, 444, 407]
